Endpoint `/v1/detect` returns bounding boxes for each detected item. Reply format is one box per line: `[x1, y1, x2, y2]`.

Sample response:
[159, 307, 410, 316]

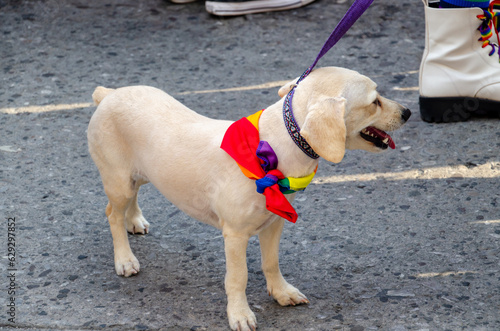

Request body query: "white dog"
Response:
[87, 67, 410, 330]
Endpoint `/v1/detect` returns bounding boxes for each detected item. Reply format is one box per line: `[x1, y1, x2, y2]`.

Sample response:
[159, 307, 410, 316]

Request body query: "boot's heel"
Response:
[420, 96, 500, 123]
[419, 96, 473, 123]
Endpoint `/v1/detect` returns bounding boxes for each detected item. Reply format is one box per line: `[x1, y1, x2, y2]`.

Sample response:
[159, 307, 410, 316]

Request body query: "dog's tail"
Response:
[92, 86, 115, 106]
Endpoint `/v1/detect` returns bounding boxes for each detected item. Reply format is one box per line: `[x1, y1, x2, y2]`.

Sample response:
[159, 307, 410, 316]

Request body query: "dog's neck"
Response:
[258, 101, 319, 178]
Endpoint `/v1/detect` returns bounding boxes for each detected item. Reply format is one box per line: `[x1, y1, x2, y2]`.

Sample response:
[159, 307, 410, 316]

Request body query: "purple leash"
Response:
[299, 0, 375, 83]
[283, 0, 375, 159]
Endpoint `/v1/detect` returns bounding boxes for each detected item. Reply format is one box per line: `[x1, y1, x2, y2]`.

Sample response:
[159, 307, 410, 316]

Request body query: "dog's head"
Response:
[278, 67, 411, 163]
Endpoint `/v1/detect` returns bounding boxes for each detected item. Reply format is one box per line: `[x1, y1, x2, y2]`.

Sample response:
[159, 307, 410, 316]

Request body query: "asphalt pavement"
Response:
[1, 0, 499, 330]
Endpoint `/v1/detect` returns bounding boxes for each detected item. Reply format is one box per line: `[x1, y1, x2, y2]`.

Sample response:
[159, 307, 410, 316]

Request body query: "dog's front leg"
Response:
[223, 232, 257, 331]
[258, 218, 309, 306]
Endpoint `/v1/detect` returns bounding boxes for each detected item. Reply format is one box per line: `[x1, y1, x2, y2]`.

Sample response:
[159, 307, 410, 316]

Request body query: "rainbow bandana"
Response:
[220, 110, 317, 223]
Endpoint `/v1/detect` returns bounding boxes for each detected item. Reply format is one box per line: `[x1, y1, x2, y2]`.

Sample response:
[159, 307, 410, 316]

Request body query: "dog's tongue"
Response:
[370, 127, 396, 149]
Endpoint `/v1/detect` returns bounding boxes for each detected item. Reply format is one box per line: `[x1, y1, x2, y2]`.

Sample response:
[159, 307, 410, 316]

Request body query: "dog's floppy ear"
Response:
[278, 78, 299, 98]
[300, 97, 347, 163]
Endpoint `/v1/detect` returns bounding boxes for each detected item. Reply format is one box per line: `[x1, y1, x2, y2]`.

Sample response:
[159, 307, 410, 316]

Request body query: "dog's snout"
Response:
[401, 108, 411, 122]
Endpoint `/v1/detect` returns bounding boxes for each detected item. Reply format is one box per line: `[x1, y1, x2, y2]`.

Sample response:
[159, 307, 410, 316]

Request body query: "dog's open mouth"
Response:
[360, 127, 395, 150]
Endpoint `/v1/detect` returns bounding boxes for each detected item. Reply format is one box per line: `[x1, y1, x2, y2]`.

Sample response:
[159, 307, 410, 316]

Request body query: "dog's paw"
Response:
[268, 282, 309, 307]
[115, 255, 140, 277]
[125, 214, 150, 235]
[227, 305, 257, 331]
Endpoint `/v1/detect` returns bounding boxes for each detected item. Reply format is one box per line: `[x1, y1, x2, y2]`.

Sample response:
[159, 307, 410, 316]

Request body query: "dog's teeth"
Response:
[382, 138, 389, 144]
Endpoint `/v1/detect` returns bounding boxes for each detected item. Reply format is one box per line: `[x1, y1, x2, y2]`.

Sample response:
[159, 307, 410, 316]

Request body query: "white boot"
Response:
[419, 0, 500, 122]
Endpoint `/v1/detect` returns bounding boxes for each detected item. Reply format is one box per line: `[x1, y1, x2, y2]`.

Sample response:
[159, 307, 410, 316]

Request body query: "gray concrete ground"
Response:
[1, 0, 499, 330]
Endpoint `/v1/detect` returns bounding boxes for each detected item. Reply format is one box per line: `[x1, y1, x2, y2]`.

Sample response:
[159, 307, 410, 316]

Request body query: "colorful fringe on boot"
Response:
[477, 0, 500, 60]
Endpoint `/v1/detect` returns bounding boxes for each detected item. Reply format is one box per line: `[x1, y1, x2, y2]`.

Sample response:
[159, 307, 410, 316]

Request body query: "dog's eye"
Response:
[373, 98, 381, 107]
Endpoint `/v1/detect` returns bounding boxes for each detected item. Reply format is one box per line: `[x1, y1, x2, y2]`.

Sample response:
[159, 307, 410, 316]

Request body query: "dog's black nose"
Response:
[401, 108, 412, 122]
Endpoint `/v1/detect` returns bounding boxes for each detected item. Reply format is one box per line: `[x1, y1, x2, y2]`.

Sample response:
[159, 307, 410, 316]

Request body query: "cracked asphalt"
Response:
[1, 0, 499, 330]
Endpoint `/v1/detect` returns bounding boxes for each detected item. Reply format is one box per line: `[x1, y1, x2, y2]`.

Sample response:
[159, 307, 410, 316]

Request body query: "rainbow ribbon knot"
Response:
[256, 172, 282, 194]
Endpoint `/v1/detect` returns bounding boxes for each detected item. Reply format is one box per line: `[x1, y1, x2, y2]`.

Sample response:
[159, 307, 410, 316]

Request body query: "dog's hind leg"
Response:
[124, 179, 150, 235]
[103, 176, 141, 277]
[259, 218, 309, 306]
